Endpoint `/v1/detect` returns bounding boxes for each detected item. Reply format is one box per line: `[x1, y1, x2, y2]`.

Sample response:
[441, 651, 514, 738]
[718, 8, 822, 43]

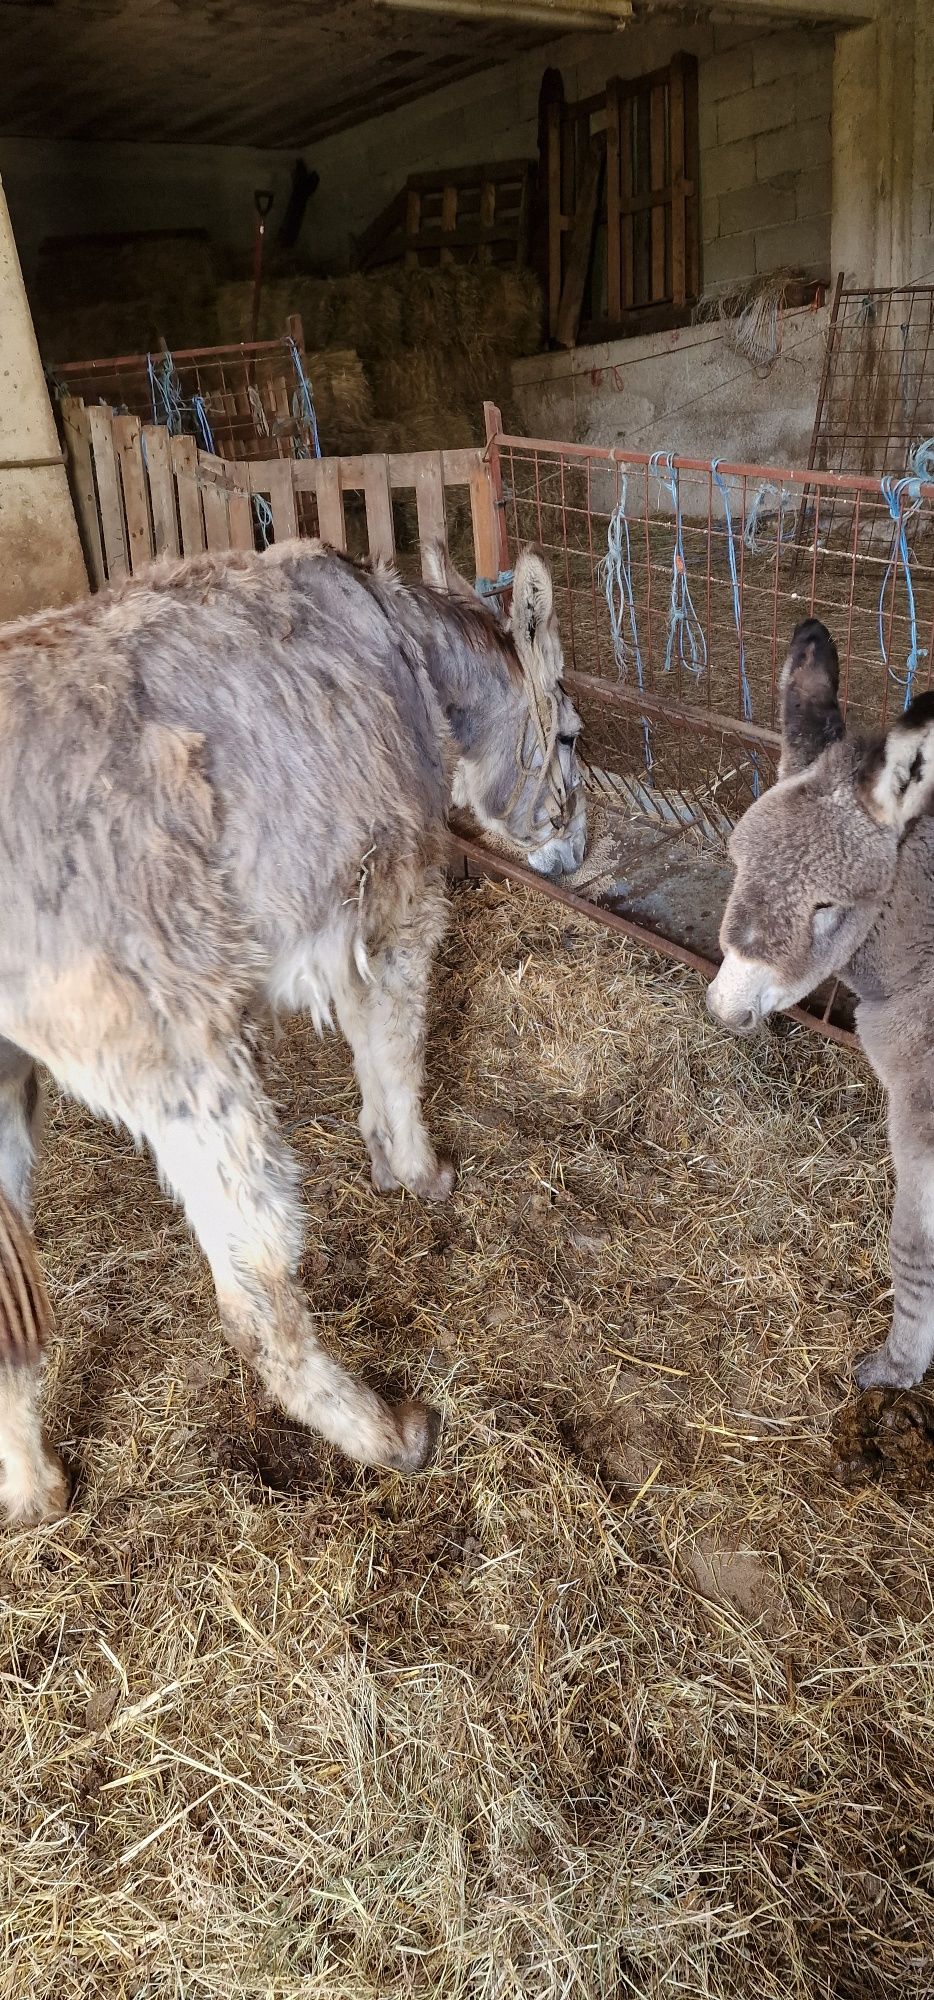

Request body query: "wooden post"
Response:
[113, 413, 153, 573]
[555, 137, 602, 350]
[143, 424, 181, 558]
[60, 399, 106, 588]
[415, 453, 447, 576]
[482, 401, 510, 588]
[606, 79, 622, 327]
[669, 56, 687, 307]
[650, 83, 666, 301]
[362, 453, 395, 564]
[87, 404, 129, 579]
[544, 74, 566, 339]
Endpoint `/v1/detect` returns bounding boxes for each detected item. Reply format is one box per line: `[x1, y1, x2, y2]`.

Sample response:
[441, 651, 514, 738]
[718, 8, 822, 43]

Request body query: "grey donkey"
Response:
[0, 536, 586, 1523]
[708, 616, 934, 1394]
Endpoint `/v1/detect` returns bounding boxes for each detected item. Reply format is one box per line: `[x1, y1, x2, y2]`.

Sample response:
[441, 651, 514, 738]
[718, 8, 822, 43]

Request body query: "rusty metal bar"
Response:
[493, 430, 934, 502]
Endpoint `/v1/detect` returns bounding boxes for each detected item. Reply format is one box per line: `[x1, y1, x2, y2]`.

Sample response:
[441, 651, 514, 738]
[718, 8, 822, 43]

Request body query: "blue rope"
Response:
[910, 437, 934, 483]
[712, 460, 760, 799]
[148, 350, 185, 436]
[253, 492, 274, 550]
[191, 394, 215, 456]
[649, 451, 707, 683]
[743, 481, 796, 555]
[603, 475, 651, 771]
[288, 339, 321, 459]
[878, 474, 927, 707]
[475, 569, 513, 599]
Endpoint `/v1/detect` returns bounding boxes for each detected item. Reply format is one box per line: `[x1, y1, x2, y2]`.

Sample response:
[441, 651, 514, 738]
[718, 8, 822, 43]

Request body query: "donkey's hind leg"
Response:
[333, 873, 453, 1202]
[117, 1030, 439, 1472]
[0, 1044, 68, 1525]
[0, 1039, 44, 1223]
[0, 1359, 70, 1526]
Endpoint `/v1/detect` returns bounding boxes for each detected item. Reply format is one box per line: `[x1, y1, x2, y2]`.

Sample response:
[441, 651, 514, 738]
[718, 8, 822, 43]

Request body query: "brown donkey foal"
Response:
[708, 618, 934, 1394]
[0, 539, 586, 1523]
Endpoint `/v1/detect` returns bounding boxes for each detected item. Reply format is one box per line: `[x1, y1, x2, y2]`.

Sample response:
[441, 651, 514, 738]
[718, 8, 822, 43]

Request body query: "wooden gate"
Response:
[61, 397, 504, 589]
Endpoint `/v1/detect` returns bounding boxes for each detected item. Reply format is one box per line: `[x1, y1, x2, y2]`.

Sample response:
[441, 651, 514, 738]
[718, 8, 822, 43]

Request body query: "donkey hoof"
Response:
[854, 1346, 921, 1393]
[388, 1398, 442, 1473]
[2, 1449, 71, 1528]
[370, 1153, 400, 1195]
[419, 1158, 456, 1204]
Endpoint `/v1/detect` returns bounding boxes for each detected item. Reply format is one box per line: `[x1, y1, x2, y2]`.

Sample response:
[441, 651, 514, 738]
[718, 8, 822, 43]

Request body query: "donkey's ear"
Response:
[860, 692, 934, 832]
[423, 539, 477, 603]
[511, 546, 563, 688]
[778, 619, 844, 779]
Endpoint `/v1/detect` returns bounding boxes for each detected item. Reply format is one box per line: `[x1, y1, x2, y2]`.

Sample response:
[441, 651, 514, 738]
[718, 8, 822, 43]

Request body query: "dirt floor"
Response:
[3, 877, 934, 1999]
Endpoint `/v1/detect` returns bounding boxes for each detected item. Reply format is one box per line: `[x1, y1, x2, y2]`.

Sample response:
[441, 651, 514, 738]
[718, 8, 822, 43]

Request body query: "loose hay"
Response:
[3, 878, 933, 1999]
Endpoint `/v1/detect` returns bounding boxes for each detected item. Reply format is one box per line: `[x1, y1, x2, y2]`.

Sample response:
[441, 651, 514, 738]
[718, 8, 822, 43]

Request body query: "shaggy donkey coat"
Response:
[0, 538, 585, 1522]
[708, 618, 934, 1394]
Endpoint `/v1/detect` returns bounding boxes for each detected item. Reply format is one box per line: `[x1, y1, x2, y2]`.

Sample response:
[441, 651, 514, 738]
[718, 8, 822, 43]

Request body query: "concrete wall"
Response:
[700, 26, 833, 288]
[0, 137, 301, 288]
[0, 174, 86, 618]
[511, 304, 829, 489]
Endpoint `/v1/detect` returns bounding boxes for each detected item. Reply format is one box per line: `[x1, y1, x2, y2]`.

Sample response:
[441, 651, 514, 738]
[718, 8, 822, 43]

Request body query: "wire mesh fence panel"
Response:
[497, 434, 934, 817]
[799, 281, 934, 555]
[48, 326, 319, 463]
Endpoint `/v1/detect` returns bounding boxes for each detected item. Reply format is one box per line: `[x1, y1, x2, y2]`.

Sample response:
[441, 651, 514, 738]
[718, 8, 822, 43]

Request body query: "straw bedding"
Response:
[3, 876, 933, 1999]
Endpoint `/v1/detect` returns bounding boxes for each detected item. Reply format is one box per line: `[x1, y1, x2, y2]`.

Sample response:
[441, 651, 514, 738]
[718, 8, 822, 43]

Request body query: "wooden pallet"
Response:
[356, 161, 534, 272]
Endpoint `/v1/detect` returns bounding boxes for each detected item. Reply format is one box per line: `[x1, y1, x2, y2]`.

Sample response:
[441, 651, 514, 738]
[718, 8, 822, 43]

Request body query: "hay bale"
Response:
[304, 347, 373, 454]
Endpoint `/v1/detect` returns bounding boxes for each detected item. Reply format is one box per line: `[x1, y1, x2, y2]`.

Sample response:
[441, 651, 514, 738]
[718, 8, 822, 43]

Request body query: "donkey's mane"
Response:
[328, 547, 522, 688]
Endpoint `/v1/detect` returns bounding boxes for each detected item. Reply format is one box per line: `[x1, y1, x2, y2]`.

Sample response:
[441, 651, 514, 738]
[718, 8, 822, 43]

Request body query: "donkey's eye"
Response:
[558, 733, 578, 749]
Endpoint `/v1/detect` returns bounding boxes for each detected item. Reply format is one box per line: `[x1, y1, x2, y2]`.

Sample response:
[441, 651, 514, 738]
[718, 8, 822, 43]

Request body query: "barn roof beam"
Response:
[378, 0, 632, 29]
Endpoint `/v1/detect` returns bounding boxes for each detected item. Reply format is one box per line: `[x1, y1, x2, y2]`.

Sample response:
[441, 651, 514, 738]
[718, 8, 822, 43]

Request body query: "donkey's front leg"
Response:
[334, 877, 453, 1202]
[854, 1175, 934, 1392]
[134, 1037, 440, 1471]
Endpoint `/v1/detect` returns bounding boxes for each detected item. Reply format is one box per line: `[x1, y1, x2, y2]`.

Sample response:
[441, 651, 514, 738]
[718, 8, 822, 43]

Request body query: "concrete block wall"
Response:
[699, 26, 834, 290]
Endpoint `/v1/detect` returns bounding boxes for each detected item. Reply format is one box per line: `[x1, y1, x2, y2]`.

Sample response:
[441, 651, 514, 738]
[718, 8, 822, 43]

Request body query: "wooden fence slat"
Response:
[60, 398, 106, 588]
[669, 56, 686, 306]
[546, 94, 564, 338]
[142, 425, 180, 558]
[201, 476, 232, 552]
[440, 182, 457, 266]
[650, 83, 666, 301]
[363, 454, 395, 564]
[266, 459, 298, 541]
[621, 93, 634, 310]
[606, 79, 622, 325]
[469, 460, 499, 582]
[316, 457, 347, 549]
[113, 414, 153, 574]
[171, 435, 206, 555]
[415, 453, 447, 576]
[405, 188, 421, 268]
[86, 404, 128, 579]
[555, 138, 602, 350]
[227, 467, 255, 552]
